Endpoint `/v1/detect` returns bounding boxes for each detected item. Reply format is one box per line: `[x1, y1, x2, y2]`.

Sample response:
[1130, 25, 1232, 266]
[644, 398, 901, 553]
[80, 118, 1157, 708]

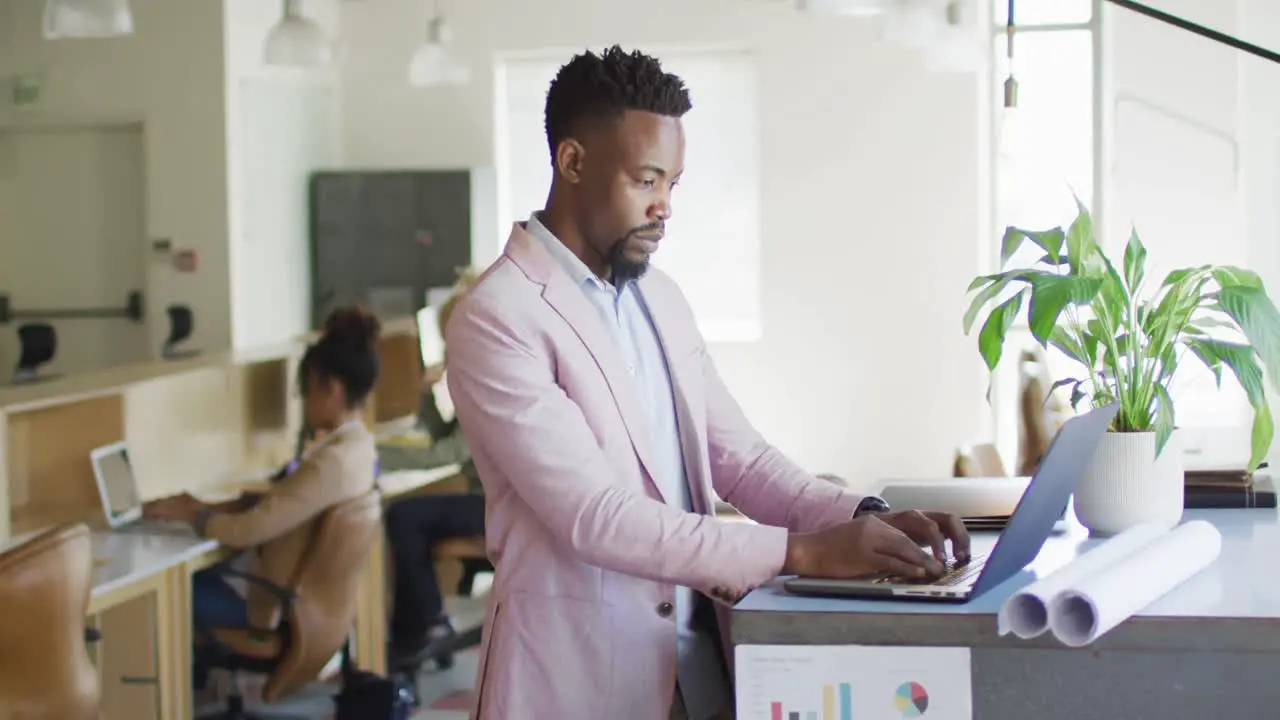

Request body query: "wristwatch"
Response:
[853, 496, 891, 518]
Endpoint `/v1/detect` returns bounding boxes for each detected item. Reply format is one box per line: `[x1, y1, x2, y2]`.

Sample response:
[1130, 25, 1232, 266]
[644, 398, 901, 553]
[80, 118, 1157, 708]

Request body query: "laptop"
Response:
[90, 441, 197, 537]
[783, 402, 1119, 603]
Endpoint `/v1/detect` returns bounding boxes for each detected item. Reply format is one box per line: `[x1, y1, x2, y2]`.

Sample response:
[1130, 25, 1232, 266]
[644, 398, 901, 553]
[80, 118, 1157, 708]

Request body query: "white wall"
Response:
[223, 0, 342, 350]
[339, 0, 992, 484]
[0, 0, 232, 357]
[1106, 0, 1280, 465]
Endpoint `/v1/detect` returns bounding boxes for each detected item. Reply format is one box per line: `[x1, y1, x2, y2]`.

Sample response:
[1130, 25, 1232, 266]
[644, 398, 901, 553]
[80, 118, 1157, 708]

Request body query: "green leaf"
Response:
[1064, 206, 1093, 274]
[1026, 275, 1104, 345]
[1152, 382, 1176, 458]
[1081, 331, 1100, 368]
[1035, 254, 1073, 267]
[1069, 380, 1089, 411]
[1249, 403, 1275, 475]
[1193, 339, 1266, 405]
[1048, 326, 1087, 366]
[963, 271, 1038, 335]
[1047, 377, 1082, 406]
[1212, 266, 1265, 290]
[1184, 338, 1224, 388]
[1122, 227, 1147, 292]
[977, 289, 1027, 371]
[1161, 265, 1210, 288]
[1001, 226, 1065, 266]
[1197, 337, 1277, 471]
[1217, 286, 1280, 392]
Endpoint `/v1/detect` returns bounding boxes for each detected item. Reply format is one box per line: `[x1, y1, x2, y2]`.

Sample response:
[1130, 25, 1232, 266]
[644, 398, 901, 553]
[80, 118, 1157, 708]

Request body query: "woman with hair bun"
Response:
[143, 307, 382, 687]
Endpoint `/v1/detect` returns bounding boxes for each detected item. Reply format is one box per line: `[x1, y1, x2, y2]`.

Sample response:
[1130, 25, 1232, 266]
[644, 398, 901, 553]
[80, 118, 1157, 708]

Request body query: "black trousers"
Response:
[385, 492, 486, 644]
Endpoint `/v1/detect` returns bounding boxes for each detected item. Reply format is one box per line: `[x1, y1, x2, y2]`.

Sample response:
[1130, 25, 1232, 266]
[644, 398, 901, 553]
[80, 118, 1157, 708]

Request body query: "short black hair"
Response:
[544, 45, 693, 163]
[299, 307, 381, 408]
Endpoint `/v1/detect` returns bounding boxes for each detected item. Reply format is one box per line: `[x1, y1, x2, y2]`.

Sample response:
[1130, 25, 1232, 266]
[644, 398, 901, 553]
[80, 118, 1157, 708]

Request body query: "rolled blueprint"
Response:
[1048, 520, 1222, 647]
[997, 522, 1166, 638]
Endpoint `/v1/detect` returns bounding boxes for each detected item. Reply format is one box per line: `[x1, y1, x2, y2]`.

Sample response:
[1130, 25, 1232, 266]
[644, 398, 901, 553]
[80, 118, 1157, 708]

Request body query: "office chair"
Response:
[162, 304, 198, 358]
[197, 491, 383, 719]
[0, 523, 100, 720]
[13, 322, 57, 383]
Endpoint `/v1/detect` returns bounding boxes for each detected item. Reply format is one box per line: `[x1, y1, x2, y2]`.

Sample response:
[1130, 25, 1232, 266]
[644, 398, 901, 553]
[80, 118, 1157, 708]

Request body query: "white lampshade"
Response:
[797, 0, 894, 15]
[264, 0, 333, 67]
[924, 0, 984, 72]
[880, 0, 946, 49]
[408, 16, 470, 87]
[43, 0, 134, 39]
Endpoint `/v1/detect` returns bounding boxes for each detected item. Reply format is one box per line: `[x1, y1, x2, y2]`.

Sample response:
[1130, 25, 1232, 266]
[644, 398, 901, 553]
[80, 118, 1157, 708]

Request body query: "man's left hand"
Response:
[142, 493, 205, 524]
[876, 510, 971, 564]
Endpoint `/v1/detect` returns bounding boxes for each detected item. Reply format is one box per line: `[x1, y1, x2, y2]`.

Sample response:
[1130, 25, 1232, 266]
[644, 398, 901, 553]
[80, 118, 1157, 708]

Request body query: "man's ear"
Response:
[555, 139, 586, 184]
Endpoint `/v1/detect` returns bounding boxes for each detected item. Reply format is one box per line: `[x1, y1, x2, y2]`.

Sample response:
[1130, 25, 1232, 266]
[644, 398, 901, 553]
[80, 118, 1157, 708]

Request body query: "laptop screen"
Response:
[95, 445, 140, 523]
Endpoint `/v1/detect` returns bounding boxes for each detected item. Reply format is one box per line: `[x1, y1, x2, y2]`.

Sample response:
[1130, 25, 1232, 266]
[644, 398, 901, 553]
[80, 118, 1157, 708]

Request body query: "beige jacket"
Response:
[198, 422, 377, 629]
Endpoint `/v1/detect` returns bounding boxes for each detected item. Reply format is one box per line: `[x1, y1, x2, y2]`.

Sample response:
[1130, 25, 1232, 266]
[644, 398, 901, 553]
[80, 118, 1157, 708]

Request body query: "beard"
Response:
[607, 223, 663, 283]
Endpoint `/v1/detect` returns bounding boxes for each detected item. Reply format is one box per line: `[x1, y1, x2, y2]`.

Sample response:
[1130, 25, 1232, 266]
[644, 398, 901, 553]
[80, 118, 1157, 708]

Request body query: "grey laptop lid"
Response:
[968, 402, 1119, 596]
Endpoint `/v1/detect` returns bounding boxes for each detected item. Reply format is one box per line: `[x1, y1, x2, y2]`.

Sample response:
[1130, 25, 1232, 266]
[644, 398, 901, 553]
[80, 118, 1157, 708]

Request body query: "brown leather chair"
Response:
[0, 524, 99, 720]
[1018, 348, 1068, 476]
[952, 443, 1008, 477]
[201, 491, 382, 718]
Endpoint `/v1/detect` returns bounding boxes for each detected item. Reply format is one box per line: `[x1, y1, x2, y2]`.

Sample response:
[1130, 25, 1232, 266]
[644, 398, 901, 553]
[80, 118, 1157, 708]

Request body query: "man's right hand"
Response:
[782, 514, 945, 580]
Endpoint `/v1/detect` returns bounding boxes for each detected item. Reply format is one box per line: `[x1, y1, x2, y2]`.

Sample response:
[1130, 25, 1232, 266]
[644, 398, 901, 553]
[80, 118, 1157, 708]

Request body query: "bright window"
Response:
[493, 49, 763, 343]
[990, 19, 1095, 467]
[993, 29, 1094, 270]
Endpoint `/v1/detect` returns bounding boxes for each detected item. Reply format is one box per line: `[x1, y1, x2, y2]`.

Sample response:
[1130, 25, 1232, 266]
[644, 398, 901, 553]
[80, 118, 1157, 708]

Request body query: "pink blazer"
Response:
[446, 224, 864, 720]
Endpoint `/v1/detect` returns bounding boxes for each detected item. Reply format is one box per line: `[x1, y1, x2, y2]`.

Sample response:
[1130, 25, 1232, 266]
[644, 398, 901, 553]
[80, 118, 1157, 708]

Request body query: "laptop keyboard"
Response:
[873, 554, 987, 586]
[117, 519, 198, 537]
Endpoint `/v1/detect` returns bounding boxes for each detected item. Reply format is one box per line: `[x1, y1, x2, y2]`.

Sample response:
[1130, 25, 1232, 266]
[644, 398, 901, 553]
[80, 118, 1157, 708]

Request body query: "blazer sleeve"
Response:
[700, 345, 864, 533]
[446, 297, 790, 599]
[197, 442, 355, 549]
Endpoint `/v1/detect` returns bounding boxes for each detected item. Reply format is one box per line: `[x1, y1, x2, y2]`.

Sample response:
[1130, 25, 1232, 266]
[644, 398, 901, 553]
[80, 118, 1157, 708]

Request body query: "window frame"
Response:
[988, 0, 1103, 468]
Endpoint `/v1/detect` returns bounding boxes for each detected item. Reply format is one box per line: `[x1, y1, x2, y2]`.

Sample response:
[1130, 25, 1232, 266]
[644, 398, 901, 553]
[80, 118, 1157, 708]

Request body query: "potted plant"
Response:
[964, 199, 1280, 535]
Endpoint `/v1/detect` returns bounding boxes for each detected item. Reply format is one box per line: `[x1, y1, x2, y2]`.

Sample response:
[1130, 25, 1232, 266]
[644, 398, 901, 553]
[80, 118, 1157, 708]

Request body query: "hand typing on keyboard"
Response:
[782, 507, 971, 581]
[141, 492, 205, 525]
[874, 554, 984, 585]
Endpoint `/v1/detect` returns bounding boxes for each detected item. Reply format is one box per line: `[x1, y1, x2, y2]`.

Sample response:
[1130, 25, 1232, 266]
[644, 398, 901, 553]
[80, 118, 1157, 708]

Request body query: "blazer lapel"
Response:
[505, 226, 668, 503]
[636, 279, 713, 516]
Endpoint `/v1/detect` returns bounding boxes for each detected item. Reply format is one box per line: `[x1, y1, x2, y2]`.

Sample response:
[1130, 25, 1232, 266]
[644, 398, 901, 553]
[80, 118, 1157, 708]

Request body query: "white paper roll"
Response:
[997, 522, 1166, 638]
[1048, 520, 1222, 647]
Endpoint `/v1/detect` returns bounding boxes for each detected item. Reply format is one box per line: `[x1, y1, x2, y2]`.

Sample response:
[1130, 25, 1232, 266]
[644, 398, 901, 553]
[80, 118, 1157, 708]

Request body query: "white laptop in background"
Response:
[416, 305, 445, 367]
[90, 441, 197, 537]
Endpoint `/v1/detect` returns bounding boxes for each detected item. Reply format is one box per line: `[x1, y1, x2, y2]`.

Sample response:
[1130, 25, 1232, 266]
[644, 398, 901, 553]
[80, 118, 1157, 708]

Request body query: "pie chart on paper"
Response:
[894, 681, 930, 717]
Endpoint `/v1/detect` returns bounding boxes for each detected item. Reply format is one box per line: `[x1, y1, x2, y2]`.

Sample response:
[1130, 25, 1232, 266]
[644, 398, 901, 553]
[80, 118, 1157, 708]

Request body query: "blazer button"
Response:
[656, 601, 674, 618]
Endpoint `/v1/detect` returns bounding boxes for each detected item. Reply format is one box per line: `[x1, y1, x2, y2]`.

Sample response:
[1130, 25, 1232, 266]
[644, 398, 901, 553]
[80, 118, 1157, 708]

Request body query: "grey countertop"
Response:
[733, 508, 1280, 653]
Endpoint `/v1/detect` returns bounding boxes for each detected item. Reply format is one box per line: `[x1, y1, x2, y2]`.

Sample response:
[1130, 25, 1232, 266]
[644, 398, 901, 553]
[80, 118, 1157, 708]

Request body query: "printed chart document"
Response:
[736, 644, 972, 720]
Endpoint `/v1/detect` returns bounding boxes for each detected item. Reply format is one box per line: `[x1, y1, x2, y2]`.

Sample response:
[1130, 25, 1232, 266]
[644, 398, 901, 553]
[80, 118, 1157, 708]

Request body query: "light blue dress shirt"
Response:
[527, 215, 730, 719]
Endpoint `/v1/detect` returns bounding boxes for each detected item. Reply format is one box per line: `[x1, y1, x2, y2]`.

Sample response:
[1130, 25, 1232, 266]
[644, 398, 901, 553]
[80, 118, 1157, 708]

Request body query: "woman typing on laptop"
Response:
[141, 307, 381, 688]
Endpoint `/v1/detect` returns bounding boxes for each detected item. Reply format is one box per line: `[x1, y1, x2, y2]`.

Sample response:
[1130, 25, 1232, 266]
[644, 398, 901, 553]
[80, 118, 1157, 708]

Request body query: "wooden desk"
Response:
[89, 531, 219, 720]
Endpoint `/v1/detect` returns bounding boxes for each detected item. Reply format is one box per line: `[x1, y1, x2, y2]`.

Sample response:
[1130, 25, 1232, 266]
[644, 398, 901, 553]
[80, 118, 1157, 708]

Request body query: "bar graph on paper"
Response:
[764, 681, 853, 720]
[735, 644, 973, 720]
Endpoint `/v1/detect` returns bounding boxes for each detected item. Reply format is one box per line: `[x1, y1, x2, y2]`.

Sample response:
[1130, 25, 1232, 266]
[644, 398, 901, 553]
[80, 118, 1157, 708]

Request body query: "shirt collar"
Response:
[526, 213, 625, 293]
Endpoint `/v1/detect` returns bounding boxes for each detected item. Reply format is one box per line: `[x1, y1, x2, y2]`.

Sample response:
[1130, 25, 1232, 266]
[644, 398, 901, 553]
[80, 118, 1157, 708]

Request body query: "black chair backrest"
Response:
[165, 305, 193, 348]
[17, 323, 56, 371]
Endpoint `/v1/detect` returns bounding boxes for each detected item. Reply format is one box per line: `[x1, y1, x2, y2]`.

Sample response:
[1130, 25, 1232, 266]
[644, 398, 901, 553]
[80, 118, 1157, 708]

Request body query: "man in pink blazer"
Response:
[446, 46, 970, 720]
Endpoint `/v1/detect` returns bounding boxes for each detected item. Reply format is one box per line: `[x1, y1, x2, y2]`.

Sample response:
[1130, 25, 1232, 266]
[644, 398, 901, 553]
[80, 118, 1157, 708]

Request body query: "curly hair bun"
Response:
[322, 306, 381, 351]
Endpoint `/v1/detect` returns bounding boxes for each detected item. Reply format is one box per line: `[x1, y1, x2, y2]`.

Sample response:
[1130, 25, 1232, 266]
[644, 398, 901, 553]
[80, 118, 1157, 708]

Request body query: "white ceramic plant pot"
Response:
[1073, 431, 1184, 536]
